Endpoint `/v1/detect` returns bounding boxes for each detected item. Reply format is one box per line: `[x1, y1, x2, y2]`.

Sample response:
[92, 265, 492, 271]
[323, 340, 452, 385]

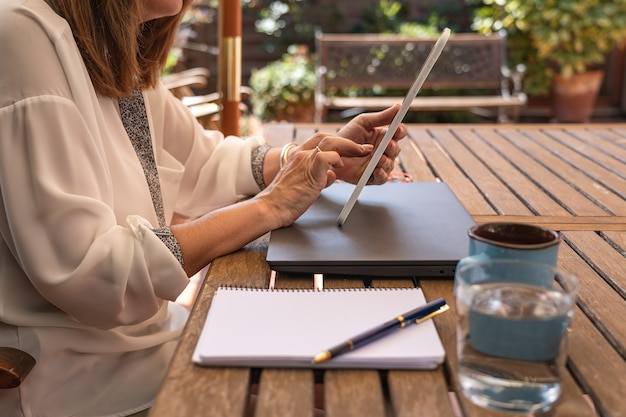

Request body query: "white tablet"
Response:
[337, 28, 451, 226]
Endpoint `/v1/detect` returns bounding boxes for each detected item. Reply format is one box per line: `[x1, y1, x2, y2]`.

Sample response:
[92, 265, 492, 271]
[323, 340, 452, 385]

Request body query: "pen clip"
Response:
[414, 304, 450, 324]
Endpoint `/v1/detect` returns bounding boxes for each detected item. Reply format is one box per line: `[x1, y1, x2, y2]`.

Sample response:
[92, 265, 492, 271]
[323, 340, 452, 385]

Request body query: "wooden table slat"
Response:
[387, 370, 458, 417]
[256, 369, 315, 417]
[562, 232, 626, 333]
[497, 128, 625, 216]
[472, 215, 626, 231]
[431, 127, 540, 215]
[484, 128, 609, 216]
[563, 128, 626, 173]
[583, 127, 626, 148]
[463, 128, 574, 216]
[397, 138, 438, 182]
[566, 231, 626, 296]
[603, 230, 626, 251]
[542, 129, 626, 199]
[152, 367, 251, 416]
[325, 370, 387, 417]
[566, 306, 626, 416]
[409, 127, 500, 215]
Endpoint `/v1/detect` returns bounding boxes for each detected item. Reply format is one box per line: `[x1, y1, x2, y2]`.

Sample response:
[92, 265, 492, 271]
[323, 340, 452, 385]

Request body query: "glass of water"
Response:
[455, 259, 579, 413]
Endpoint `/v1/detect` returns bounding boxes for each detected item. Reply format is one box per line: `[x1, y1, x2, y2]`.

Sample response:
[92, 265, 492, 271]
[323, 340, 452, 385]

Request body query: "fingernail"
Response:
[362, 144, 374, 151]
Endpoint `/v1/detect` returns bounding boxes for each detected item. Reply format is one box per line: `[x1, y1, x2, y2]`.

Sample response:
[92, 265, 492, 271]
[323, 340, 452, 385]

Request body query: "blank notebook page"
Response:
[192, 287, 446, 369]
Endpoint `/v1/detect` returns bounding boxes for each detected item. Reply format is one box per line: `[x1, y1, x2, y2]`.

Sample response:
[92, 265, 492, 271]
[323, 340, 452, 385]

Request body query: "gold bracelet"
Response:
[279, 142, 296, 168]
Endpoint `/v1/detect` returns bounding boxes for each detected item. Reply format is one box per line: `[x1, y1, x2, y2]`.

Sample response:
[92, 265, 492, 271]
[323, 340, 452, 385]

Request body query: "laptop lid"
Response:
[266, 181, 475, 277]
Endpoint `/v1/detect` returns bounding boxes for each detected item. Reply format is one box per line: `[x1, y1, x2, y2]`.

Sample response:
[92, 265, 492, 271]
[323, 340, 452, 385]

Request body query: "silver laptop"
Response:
[266, 181, 475, 277]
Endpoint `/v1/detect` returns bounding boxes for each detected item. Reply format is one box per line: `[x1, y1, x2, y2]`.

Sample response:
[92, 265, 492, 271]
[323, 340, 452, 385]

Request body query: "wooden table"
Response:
[150, 124, 626, 417]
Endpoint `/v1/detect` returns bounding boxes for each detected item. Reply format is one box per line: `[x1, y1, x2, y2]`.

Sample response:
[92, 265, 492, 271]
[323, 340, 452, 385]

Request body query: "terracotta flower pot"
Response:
[551, 70, 604, 123]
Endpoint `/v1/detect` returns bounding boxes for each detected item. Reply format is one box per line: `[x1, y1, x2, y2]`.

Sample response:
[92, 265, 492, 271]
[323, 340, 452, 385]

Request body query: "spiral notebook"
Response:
[192, 286, 446, 369]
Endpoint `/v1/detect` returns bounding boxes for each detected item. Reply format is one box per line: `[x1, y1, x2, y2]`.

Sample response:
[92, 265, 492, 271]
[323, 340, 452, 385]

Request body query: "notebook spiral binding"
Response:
[218, 286, 418, 292]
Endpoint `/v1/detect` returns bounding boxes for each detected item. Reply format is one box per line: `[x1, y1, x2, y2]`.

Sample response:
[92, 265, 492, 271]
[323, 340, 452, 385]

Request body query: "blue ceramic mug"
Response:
[457, 222, 560, 269]
[455, 223, 560, 292]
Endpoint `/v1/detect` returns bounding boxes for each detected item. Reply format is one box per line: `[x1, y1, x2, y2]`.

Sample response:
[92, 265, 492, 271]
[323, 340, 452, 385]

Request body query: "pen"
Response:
[312, 297, 449, 363]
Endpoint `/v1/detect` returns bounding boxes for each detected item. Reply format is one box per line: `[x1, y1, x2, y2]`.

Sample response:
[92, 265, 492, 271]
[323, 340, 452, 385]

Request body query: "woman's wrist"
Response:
[254, 190, 290, 230]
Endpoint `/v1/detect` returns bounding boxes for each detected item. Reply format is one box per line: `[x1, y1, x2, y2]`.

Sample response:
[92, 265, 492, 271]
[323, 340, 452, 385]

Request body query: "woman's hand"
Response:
[257, 134, 373, 228]
[289, 105, 406, 185]
[334, 105, 407, 184]
[259, 105, 407, 228]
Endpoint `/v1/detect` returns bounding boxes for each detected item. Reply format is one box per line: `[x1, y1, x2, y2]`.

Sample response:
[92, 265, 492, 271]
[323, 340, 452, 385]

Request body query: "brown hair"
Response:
[48, 0, 193, 98]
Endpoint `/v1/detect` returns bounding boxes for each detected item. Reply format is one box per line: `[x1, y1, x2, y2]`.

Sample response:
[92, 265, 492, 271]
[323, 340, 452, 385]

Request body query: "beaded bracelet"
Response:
[279, 142, 297, 168]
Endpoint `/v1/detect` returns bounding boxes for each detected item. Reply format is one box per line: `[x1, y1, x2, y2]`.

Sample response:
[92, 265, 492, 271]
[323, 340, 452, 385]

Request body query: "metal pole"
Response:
[218, 0, 241, 136]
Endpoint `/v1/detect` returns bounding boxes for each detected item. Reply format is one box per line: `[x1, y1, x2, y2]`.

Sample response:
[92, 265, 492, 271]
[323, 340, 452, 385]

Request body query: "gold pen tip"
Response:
[312, 351, 331, 363]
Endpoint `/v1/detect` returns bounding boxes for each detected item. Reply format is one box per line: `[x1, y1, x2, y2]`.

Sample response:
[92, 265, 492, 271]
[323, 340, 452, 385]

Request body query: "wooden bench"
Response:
[315, 32, 527, 123]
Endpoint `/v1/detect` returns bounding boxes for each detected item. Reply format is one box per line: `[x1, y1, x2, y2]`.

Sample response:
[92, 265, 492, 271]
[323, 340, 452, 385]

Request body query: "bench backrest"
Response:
[316, 32, 509, 92]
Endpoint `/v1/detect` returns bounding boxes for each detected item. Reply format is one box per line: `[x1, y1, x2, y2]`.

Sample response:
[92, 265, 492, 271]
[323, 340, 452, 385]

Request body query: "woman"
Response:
[0, 0, 406, 416]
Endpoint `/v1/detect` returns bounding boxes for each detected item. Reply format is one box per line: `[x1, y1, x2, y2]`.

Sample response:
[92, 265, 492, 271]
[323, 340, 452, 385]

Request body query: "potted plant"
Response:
[249, 45, 316, 122]
[471, 0, 626, 122]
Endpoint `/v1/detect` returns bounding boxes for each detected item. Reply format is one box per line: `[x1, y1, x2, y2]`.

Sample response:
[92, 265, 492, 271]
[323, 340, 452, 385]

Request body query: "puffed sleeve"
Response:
[144, 86, 267, 221]
[0, 96, 189, 329]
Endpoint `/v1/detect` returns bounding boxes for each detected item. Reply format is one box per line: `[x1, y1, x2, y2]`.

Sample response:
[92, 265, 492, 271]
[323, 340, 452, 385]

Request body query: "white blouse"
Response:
[0, 1, 265, 416]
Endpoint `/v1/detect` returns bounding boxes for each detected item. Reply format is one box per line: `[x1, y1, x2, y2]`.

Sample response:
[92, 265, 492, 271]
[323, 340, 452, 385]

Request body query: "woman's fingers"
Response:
[304, 136, 374, 158]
